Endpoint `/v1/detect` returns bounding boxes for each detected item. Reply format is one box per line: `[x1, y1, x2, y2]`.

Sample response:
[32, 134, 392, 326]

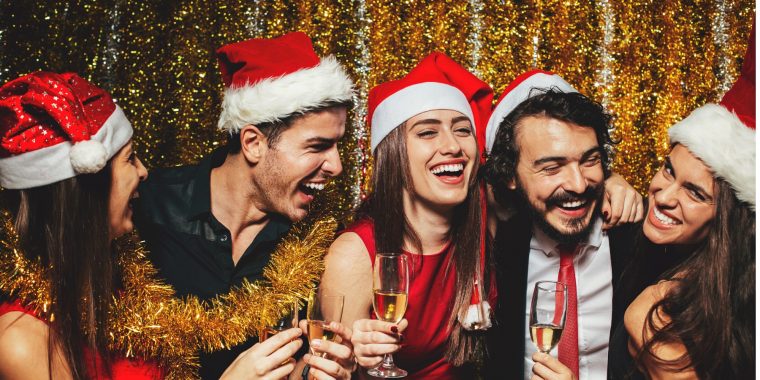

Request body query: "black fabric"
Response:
[483, 214, 638, 380]
[133, 146, 291, 380]
[608, 321, 646, 380]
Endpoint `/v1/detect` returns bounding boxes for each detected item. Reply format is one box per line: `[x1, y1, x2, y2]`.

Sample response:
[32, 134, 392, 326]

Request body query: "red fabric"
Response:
[0, 72, 116, 157]
[557, 245, 579, 377]
[720, 25, 755, 130]
[216, 32, 320, 88]
[0, 301, 163, 379]
[344, 219, 468, 380]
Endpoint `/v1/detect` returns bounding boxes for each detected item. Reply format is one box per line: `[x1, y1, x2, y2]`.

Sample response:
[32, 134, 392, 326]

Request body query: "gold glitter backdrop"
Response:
[0, 0, 754, 205]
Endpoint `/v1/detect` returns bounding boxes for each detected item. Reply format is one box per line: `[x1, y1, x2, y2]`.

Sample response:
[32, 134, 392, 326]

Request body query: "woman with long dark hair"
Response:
[0, 72, 156, 379]
[531, 33, 755, 380]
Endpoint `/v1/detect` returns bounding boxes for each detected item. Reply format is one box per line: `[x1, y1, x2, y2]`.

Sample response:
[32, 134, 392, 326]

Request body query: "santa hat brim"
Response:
[668, 103, 756, 210]
[0, 106, 133, 189]
[218, 56, 353, 133]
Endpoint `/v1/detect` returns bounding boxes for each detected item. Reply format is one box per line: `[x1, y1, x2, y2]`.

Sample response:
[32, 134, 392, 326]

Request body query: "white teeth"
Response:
[431, 163, 464, 174]
[560, 200, 585, 208]
[303, 182, 325, 191]
[653, 207, 679, 225]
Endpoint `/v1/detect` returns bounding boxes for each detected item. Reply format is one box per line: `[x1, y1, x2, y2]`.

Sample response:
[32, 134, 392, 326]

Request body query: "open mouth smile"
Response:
[430, 162, 465, 184]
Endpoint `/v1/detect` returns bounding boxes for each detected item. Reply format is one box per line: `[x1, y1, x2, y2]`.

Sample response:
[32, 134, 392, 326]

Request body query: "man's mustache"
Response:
[545, 183, 604, 208]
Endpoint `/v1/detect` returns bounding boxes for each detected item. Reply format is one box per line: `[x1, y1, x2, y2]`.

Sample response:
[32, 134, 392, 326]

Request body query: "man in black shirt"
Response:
[134, 32, 355, 380]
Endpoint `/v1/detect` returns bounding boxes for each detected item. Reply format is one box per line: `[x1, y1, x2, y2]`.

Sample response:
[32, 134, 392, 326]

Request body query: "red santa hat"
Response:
[668, 27, 755, 210]
[485, 70, 578, 153]
[368, 52, 496, 330]
[0, 71, 133, 189]
[216, 32, 354, 133]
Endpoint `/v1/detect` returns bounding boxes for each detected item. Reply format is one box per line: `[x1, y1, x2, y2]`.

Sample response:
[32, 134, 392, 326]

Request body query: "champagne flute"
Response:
[306, 287, 344, 356]
[261, 300, 299, 341]
[367, 253, 409, 379]
[529, 281, 567, 354]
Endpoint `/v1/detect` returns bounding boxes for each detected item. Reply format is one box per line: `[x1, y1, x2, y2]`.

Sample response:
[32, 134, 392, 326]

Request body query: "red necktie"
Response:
[557, 244, 579, 377]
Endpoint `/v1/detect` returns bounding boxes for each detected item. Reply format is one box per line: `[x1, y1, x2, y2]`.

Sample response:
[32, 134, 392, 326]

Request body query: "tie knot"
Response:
[557, 244, 577, 264]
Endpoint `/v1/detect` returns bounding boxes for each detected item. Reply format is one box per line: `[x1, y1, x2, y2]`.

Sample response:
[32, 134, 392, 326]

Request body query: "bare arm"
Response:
[625, 282, 698, 380]
[0, 312, 73, 380]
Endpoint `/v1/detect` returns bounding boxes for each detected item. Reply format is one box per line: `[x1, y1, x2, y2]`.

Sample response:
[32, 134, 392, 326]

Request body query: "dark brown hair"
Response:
[226, 100, 353, 153]
[5, 169, 115, 379]
[358, 124, 488, 366]
[633, 176, 755, 378]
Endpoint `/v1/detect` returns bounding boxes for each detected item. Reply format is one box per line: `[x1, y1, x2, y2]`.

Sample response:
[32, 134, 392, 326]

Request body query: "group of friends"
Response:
[0, 29, 754, 380]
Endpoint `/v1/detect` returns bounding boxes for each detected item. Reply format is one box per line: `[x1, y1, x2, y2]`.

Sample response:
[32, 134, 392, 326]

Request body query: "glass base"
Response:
[367, 366, 407, 378]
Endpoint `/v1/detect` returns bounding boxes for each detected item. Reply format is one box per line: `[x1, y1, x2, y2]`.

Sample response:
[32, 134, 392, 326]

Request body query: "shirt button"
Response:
[219, 234, 229, 242]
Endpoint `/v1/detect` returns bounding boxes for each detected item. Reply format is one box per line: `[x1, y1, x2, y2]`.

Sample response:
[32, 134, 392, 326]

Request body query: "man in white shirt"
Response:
[481, 71, 640, 380]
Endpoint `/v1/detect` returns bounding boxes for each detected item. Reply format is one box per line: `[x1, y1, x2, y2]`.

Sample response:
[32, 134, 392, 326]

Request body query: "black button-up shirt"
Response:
[134, 146, 291, 379]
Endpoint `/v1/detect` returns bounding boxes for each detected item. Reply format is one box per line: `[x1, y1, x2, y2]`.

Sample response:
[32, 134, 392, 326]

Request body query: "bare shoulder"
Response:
[0, 311, 52, 378]
[324, 232, 371, 273]
[323, 232, 373, 326]
[624, 281, 696, 379]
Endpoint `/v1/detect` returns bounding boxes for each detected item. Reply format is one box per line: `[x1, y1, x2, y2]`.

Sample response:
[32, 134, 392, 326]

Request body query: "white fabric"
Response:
[218, 56, 354, 133]
[370, 82, 474, 151]
[0, 105, 133, 189]
[668, 103, 756, 210]
[523, 218, 613, 380]
[485, 72, 577, 153]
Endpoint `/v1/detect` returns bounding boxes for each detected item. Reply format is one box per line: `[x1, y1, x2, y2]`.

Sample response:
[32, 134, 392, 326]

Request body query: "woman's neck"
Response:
[402, 192, 452, 255]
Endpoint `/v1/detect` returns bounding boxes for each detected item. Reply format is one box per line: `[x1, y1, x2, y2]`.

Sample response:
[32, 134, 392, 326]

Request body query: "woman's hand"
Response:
[530, 352, 577, 380]
[301, 320, 355, 380]
[220, 327, 303, 380]
[351, 318, 408, 369]
[603, 172, 644, 229]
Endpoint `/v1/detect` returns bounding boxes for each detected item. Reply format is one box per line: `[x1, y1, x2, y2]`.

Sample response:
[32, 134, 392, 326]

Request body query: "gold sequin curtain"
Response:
[0, 0, 754, 206]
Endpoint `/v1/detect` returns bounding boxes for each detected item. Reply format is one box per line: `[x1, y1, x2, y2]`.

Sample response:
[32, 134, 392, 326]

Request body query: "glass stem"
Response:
[381, 353, 396, 369]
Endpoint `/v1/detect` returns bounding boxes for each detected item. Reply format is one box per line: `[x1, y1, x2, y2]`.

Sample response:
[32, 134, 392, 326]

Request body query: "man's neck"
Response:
[209, 154, 270, 236]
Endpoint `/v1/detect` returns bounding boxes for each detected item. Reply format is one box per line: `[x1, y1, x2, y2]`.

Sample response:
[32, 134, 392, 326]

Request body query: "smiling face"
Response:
[643, 144, 716, 246]
[403, 109, 478, 211]
[109, 140, 148, 239]
[252, 107, 346, 222]
[512, 116, 605, 243]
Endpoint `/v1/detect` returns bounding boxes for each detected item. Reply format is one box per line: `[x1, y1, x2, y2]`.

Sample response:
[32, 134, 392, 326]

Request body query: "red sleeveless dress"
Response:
[343, 219, 468, 380]
[0, 300, 163, 379]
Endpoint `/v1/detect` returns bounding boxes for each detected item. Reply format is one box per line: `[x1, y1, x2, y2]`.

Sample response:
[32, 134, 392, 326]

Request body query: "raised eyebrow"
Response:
[451, 116, 471, 125]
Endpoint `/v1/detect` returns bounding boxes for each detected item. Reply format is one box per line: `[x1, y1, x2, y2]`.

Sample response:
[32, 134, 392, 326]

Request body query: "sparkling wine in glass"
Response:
[368, 253, 409, 379]
[261, 300, 299, 341]
[529, 280, 567, 354]
[306, 287, 344, 356]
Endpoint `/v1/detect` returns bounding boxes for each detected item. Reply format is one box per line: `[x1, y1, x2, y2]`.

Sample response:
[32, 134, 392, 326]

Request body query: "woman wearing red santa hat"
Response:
[320, 52, 497, 379]
[532, 29, 756, 380]
[0, 71, 157, 379]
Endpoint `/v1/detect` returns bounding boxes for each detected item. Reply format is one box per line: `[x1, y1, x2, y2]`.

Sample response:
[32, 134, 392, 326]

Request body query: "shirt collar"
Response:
[187, 146, 229, 220]
[530, 216, 605, 257]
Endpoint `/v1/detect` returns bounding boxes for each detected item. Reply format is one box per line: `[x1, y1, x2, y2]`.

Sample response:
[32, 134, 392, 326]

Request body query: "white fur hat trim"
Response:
[70, 139, 108, 173]
[217, 56, 354, 133]
[668, 103, 755, 210]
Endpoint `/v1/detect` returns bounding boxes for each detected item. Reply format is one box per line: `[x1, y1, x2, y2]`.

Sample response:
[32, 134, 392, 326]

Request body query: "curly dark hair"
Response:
[481, 88, 615, 208]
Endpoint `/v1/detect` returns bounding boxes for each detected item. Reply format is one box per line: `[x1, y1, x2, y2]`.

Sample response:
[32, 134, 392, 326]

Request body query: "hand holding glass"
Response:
[367, 253, 409, 378]
[261, 300, 299, 341]
[306, 287, 344, 356]
[529, 280, 567, 354]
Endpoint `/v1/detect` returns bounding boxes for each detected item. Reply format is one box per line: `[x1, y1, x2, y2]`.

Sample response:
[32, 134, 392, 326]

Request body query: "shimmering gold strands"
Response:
[0, 211, 337, 379]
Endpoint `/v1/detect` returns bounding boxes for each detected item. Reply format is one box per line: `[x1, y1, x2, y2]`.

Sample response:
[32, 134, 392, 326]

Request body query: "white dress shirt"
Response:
[523, 218, 613, 380]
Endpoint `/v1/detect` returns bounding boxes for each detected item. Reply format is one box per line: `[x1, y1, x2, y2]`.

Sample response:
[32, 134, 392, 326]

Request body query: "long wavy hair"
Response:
[631, 176, 755, 378]
[357, 123, 490, 366]
[4, 167, 115, 380]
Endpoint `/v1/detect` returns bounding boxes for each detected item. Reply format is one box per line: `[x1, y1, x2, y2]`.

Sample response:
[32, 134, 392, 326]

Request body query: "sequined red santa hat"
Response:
[668, 27, 755, 210]
[485, 69, 578, 153]
[0, 71, 132, 189]
[216, 32, 354, 133]
[368, 52, 496, 330]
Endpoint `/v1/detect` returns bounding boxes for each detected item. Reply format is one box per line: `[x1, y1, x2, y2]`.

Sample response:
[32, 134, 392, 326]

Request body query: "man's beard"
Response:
[515, 180, 605, 245]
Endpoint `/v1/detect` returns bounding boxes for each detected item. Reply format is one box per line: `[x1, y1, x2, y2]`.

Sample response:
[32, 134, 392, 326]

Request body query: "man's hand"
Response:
[603, 172, 644, 229]
[220, 327, 303, 380]
[301, 320, 355, 380]
[530, 352, 577, 380]
[351, 318, 408, 369]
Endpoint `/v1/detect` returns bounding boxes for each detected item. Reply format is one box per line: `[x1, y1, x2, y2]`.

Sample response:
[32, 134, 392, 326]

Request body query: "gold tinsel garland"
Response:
[0, 211, 337, 379]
